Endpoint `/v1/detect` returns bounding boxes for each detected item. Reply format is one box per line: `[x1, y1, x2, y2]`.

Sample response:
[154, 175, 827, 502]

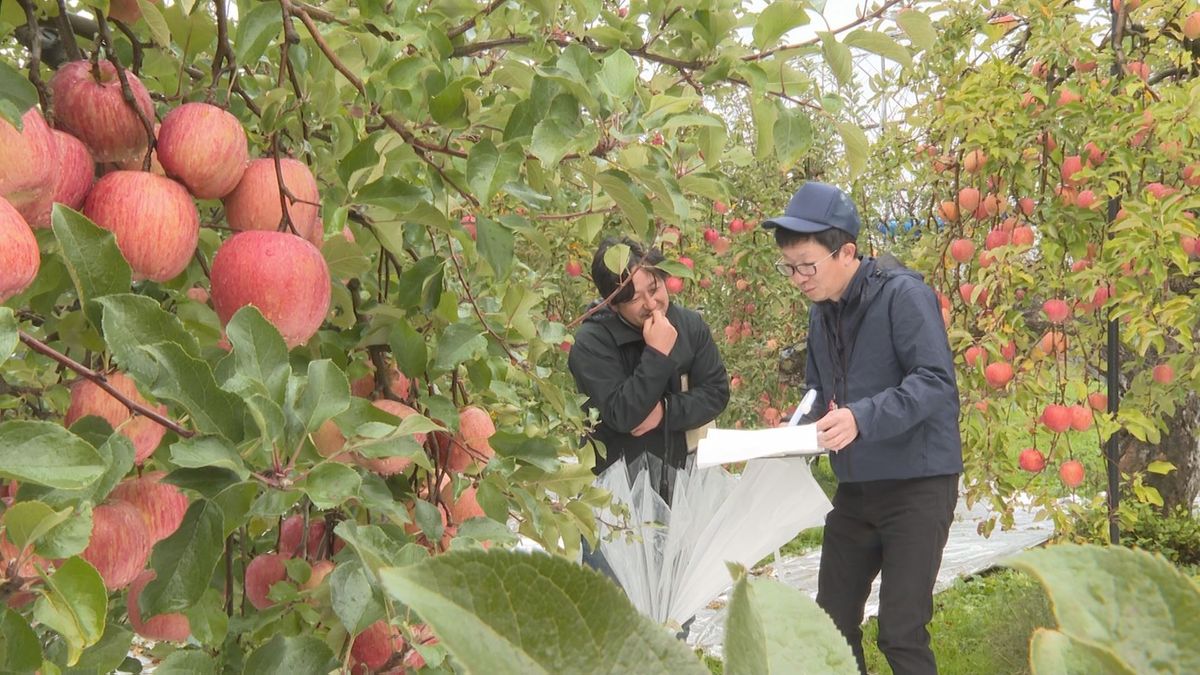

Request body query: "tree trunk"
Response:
[1120, 391, 1200, 511]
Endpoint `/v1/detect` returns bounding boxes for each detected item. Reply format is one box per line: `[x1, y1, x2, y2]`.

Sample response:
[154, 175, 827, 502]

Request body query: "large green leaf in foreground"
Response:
[380, 549, 707, 675]
[1009, 544, 1200, 674]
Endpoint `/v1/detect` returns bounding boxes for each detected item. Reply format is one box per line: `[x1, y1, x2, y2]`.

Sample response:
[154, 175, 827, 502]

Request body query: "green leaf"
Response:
[60, 622, 132, 674]
[466, 140, 522, 204]
[476, 217, 515, 280]
[388, 319, 428, 379]
[595, 170, 649, 237]
[96, 294, 200, 385]
[141, 342, 245, 442]
[896, 8, 936, 52]
[836, 122, 869, 178]
[434, 322, 487, 372]
[334, 521, 425, 579]
[753, 1, 809, 49]
[136, 0, 171, 46]
[330, 560, 386, 635]
[153, 649, 221, 674]
[1146, 460, 1175, 475]
[773, 108, 813, 169]
[300, 462, 361, 510]
[0, 422, 105, 489]
[36, 503, 93, 560]
[139, 499, 225, 617]
[0, 61, 37, 128]
[242, 634, 337, 675]
[724, 572, 858, 674]
[843, 29, 912, 69]
[491, 432, 559, 471]
[233, 2, 282, 64]
[820, 32, 853, 88]
[0, 308, 16, 368]
[295, 360, 350, 435]
[182, 589, 228, 647]
[0, 608, 43, 673]
[1008, 544, 1200, 674]
[601, 242, 630, 275]
[2, 501, 71, 551]
[169, 436, 250, 480]
[224, 306, 290, 403]
[1029, 629, 1136, 674]
[212, 482, 258, 538]
[379, 550, 707, 675]
[597, 49, 637, 100]
[51, 206, 133, 328]
[32, 557, 107, 667]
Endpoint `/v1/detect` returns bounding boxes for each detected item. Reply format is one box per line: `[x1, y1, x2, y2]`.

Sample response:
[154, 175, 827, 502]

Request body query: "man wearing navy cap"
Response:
[764, 182, 962, 675]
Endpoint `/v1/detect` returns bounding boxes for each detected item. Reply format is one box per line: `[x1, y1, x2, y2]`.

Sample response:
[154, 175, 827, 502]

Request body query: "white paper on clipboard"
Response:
[695, 425, 824, 468]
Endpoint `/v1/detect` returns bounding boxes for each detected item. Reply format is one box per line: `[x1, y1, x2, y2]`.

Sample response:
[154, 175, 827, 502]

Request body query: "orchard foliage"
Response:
[851, 0, 1200, 534]
[0, 0, 929, 671]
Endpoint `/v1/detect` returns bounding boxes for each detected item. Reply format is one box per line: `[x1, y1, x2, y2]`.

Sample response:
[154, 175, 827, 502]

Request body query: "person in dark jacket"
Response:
[568, 236, 730, 498]
[763, 182, 962, 675]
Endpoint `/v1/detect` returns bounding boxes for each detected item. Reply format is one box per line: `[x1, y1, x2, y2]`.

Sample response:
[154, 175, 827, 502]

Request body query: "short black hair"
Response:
[591, 236, 666, 305]
[772, 226, 857, 253]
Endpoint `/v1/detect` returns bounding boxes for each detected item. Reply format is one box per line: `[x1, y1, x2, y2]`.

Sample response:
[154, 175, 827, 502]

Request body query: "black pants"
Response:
[817, 474, 957, 675]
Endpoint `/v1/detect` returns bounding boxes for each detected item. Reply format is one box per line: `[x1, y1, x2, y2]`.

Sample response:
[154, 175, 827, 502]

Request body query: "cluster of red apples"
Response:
[0, 59, 331, 348]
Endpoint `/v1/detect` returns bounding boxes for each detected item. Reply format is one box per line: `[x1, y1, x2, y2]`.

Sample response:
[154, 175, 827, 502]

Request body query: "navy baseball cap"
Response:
[761, 182, 861, 237]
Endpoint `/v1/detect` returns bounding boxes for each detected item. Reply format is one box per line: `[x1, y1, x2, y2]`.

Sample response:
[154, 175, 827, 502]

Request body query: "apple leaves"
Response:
[1009, 544, 1200, 673]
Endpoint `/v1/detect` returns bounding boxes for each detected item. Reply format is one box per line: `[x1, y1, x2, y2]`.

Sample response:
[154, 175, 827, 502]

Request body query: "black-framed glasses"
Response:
[775, 248, 838, 277]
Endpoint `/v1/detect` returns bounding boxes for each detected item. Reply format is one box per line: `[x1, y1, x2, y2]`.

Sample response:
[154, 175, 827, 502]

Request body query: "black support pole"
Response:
[1105, 196, 1121, 546]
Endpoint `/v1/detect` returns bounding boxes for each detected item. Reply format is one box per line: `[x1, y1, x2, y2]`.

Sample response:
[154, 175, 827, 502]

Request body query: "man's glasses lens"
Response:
[776, 262, 815, 276]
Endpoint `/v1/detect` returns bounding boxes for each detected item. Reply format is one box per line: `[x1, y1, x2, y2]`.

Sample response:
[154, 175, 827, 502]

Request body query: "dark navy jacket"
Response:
[568, 303, 729, 474]
[806, 255, 963, 482]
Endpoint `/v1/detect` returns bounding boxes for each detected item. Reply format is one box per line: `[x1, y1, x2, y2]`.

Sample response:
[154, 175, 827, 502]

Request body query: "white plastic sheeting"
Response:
[594, 455, 833, 625]
[687, 497, 1056, 657]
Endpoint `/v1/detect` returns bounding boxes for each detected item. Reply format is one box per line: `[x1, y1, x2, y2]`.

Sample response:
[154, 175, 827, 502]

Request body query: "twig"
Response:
[211, 0, 235, 98]
[270, 135, 301, 236]
[447, 0, 506, 39]
[54, 0, 83, 62]
[16, 0, 50, 112]
[95, 14, 157, 169]
[112, 19, 145, 74]
[17, 331, 193, 437]
[444, 234, 526, 367]
[742, 0, 903, 62]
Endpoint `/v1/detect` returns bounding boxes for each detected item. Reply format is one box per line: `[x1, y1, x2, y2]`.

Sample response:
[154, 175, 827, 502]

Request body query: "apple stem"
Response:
[17, 330, 193, 438]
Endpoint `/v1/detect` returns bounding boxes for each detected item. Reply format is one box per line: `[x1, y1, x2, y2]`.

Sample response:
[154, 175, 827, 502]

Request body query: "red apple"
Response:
[565, 260, 583, 277]
[1018, 448, 1045, 473]
[36, 130, 96, 227]
[1184, 164, 1200, 188]
[1069, 405, 1093, 432]
[65, 372, 168, 464]
[1018, 197, 1035, 216]
[81, 501, 151, 590]
[446, 484, 486, 525]
[1059, 460, 1084, 488]
[964, 345, 987, 367]
[0, 107, 56, 223]
[957, 187, 980, 213]
[111, 471, 188, 543]
[244, 553, 290, 610]
[945, 237, 974, 261]
[984, 362, 1013, 389]
[1010, 225, 1035, 247]
[713, 200, 729, 215]
[356, 399, 423, 475]
[1001, 340, 1017, 362]
[107, 0, 159, 24]
[962, 149, 987, 173]
[1041, 404, 1072, 433]
[157, 102, 249, 199]
[302, 559, 335, 591]
[82, 171, 199, 281]
[1088, 391, 1108, 412]
[210, 231, 331, 348]
[1074, 190, 1097, 209]
[279, 514, 327, 559]
[1056, 88, 1082, 106]
[703, 227, 719, 243]
[1084, 141, 1106, 166]
[984, 228, 1010, 250]
[128, 570, 190, 642]
[665, 276, 685, 294]
[0, 198, 40, 303]
[51, 60, 155, 164]
[1061, 155, 1083, 186]
[1152, 364, 1174, 384]
[350, 364, 412, 401]
[1042, 299, 1070, 323]
[1185, 11, 1200, 39]
[1145, 182, 1176, 200]
[937, 201, 959, 222]
[351, 620, 406, 672]
[222, 158, 322, 247]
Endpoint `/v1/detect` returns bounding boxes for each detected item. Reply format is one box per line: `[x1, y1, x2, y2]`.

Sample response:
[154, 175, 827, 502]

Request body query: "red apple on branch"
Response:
[1018, 448, 1045, 473]
[128, 570, 190, 642]
[209, 231, 331, 348]
[0, 198, 40, 303]
[0, 107, 56, 223]
[81, 501, 151, 590]
[244, 553, 290, 610]
[65, 371, 169, 464]
[157, 102, 249, 199]
[51, 60, 156, 164]
[82, 171, 200, 282]
[1059, 460, 1084, 488]
[223, 158, 322, 247]
[110, 471, 189, 542]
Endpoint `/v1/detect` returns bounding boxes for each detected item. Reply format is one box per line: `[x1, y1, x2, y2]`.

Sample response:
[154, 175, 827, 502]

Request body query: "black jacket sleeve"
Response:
[663, 317, 729, 431]
[567, 328, 675, 434]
